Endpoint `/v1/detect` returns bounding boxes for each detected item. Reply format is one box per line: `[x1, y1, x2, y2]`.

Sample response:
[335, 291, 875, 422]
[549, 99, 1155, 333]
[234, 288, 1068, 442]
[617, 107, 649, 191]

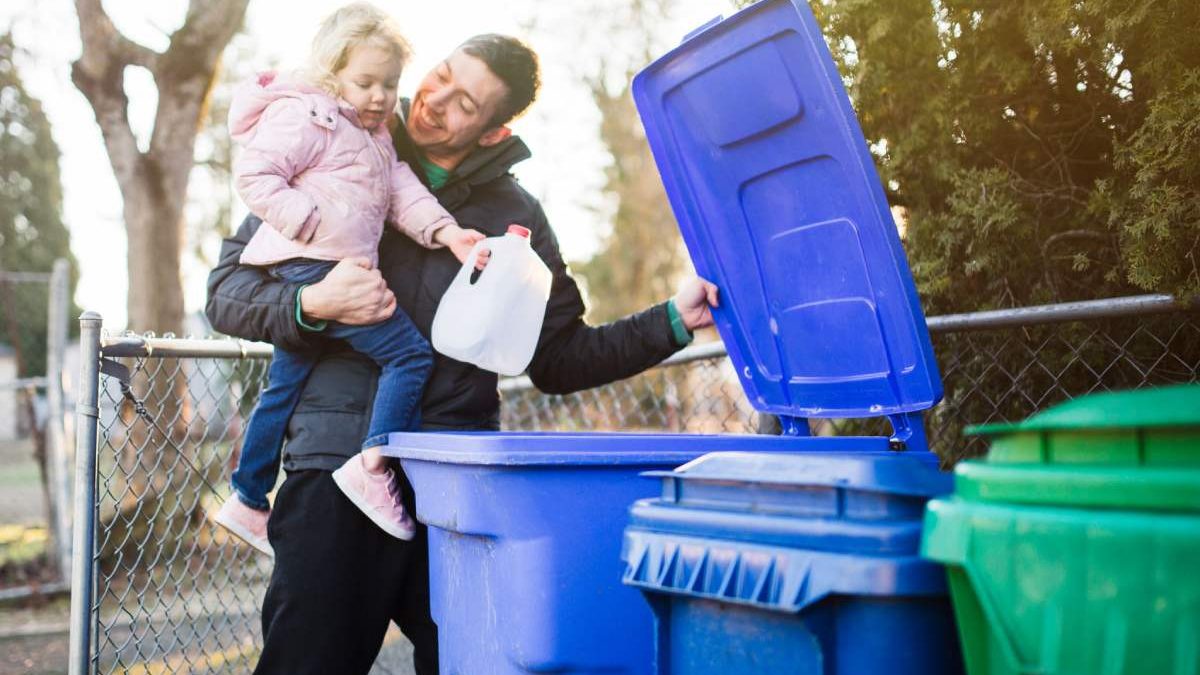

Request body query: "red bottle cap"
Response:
[507, 224, 531, 238]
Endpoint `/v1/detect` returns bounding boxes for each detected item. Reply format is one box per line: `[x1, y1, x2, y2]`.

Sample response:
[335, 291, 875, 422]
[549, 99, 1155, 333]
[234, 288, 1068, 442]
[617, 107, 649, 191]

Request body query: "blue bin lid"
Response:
[633, 0, 942, 420]
[628, 451, 951, 554]
[622, 452, 953, 610]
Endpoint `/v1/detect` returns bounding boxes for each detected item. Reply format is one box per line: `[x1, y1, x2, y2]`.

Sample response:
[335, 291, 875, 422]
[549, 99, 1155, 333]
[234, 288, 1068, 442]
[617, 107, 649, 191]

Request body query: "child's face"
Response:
[335, 44, 402, 130]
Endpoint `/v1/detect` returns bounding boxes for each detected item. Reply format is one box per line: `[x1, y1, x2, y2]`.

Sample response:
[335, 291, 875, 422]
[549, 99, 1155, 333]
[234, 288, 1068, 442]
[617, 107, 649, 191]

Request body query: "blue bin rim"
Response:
[382, 432, 895, 466]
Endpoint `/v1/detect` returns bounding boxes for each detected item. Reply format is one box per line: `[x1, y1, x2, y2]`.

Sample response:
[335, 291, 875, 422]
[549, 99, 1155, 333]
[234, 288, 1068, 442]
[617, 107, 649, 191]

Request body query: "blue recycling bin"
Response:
[385, 0, 956, 672]
[389, 434, 903, 674]
[622, 452, 962, 675]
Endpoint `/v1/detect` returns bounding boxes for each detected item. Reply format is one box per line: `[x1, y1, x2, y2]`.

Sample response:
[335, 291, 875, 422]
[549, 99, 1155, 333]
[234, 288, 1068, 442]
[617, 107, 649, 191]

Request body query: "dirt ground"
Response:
[0, 594, 68, 675]
[0, 439, 66, 674]
[0, 633, 66, 675]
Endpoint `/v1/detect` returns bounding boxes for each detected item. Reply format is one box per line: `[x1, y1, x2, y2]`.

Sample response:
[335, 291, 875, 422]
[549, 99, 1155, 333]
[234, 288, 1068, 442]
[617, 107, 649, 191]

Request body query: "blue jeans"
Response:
[232, 259, 434, 510]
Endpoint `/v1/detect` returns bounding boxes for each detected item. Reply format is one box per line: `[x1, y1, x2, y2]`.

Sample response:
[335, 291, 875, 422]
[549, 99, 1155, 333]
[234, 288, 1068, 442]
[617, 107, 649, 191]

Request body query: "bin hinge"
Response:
[887, 412, 926, 452]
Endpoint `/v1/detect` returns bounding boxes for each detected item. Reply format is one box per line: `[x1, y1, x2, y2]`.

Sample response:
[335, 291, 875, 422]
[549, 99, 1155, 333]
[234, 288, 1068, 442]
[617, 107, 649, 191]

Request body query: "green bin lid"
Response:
[955, 384, 1200, 511]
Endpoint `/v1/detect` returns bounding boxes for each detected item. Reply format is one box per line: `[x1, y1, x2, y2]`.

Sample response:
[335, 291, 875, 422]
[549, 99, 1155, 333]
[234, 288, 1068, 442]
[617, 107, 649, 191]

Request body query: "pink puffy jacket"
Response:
[231, 72, 455, 268]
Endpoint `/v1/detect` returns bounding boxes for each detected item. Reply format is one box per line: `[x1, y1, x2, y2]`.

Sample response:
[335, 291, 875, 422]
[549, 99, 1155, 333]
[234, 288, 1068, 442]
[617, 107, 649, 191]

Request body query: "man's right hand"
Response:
[298, 257, 396, 326]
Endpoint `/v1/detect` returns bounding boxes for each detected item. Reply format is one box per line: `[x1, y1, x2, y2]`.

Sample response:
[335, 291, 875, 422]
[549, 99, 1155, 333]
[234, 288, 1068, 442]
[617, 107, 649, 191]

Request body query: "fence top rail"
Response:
[100, 335, 273, 359]
[926, 294, 1197, 333]
[499, 294, 1197, 393]
[92, 293, 1196, 366]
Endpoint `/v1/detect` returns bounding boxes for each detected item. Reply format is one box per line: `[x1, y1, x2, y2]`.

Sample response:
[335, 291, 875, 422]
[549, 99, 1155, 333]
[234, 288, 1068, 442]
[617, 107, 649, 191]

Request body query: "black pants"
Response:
[253, 469, 437, 674]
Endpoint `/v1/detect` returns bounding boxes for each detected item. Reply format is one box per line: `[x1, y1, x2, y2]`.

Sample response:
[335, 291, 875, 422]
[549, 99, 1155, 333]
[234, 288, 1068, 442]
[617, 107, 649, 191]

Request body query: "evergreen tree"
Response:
[0, 32, 77, 377]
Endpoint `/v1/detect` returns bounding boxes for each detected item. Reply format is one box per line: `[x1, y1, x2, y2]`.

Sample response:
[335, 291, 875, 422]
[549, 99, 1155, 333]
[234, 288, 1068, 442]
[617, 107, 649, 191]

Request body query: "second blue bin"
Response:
[623, 451, 962, 674]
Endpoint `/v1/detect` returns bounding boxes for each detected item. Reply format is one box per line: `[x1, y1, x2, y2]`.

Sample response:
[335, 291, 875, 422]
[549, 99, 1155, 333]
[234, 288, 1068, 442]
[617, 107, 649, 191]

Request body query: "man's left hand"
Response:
[672, 276, 719, 331]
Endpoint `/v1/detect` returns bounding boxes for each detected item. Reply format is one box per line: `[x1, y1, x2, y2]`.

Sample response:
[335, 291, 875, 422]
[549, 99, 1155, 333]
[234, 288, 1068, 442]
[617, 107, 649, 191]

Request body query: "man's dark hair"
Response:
[459, 34, 540, 127]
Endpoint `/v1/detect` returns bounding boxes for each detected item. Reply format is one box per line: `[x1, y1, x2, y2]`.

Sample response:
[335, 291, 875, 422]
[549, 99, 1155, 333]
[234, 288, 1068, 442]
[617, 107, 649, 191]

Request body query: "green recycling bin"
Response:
[922, 384, 1200, 675]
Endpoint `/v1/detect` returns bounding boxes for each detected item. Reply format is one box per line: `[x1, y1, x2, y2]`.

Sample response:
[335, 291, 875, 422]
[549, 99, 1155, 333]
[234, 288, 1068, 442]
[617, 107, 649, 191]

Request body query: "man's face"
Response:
[407, 49, 511, 168]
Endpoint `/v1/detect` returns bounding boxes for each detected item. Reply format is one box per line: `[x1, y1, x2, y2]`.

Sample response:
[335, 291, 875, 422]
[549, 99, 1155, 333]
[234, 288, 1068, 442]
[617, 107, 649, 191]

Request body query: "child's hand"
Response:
[437, 225, 491, 270]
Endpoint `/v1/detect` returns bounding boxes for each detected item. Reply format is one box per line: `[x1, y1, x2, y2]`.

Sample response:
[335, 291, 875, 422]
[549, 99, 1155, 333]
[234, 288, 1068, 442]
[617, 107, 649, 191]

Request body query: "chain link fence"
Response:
[74, 334, 272, 675]
[502, 296, 1200, 462]
[68, 295, 1200, 673]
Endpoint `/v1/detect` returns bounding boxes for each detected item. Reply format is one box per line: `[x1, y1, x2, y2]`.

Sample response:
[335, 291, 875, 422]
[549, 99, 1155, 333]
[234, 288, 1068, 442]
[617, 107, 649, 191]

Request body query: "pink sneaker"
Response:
[211, 498, 274, 557]
[331, 455, 417, 540]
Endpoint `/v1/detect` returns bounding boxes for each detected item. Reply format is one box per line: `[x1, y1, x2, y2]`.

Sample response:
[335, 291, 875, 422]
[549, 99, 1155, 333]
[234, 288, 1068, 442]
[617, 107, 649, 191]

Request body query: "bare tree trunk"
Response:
[71, 0, 250, 337]
[71, 0, 249, 539]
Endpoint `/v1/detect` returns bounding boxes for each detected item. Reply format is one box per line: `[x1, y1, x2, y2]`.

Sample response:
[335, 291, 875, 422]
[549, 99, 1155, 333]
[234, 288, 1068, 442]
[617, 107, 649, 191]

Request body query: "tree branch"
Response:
[147, 0, 249, 164]
[71, 0, 163, 187]
[1041, 228, 1115, 263]
[74, 0, 160, 72]
[160, 0, 251, 81]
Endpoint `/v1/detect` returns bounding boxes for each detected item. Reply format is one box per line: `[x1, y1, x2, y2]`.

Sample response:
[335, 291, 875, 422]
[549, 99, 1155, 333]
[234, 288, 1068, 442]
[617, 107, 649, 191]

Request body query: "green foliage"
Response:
[0, 33, 78, 377]
[1098, 70, 1200, 294]
[734, 0, 1199, 308]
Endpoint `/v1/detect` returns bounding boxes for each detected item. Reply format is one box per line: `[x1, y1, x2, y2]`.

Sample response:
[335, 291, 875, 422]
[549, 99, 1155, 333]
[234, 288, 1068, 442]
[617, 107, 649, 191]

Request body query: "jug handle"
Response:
[451, 239, 490, 287]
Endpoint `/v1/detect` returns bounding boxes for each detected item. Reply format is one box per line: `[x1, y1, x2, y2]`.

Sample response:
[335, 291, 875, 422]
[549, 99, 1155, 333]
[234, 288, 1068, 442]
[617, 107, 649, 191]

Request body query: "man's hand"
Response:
[672, 276, 719, 331]
[299, 257, 396, 325]
[434, 224, 491, 270]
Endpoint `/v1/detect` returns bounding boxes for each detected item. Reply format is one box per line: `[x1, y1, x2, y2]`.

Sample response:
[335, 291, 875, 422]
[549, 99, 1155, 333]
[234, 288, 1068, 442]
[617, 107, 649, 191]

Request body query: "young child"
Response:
[211, 2, 486, 555]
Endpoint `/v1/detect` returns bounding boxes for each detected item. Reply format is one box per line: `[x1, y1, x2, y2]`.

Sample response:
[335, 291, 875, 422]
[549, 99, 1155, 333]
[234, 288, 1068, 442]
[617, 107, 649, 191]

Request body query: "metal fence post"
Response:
[45, 258, 72, 580]
[68, 311, 102, 675]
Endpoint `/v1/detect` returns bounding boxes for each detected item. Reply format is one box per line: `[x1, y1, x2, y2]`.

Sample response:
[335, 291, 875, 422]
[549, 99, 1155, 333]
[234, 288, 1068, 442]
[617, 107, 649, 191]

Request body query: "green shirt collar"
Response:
[419, 156, 452, 191]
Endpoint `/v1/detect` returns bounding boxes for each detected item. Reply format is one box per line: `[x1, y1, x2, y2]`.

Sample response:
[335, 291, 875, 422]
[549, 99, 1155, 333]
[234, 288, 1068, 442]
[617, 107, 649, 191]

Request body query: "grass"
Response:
[0, 464, 40, 489]
[0, 526, 47, 569]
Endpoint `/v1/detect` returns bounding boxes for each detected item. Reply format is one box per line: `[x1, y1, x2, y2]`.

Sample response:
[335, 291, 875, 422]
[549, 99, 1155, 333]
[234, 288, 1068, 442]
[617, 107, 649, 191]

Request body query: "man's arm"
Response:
[206, 214, 310, 350]
[524, 206, 716, 396]
[205, 215, 398, 349]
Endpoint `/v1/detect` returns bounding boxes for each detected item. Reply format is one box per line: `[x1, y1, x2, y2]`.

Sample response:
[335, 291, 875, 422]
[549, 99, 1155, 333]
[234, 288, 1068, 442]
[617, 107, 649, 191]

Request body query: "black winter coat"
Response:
[205, 133, 683, 471]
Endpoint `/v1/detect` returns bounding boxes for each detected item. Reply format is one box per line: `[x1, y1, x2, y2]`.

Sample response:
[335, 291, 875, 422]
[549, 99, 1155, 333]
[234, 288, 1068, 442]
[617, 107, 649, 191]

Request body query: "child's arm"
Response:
[234, 99, 327, 242]
[434, 224, 490, 270]
[387, 159, 457, 247]
[388, 160, 490, 269]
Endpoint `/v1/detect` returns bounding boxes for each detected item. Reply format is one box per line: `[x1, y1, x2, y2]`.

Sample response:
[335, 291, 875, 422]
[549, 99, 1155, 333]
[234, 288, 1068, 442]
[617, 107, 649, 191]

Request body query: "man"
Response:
[206, 34, 717, 674]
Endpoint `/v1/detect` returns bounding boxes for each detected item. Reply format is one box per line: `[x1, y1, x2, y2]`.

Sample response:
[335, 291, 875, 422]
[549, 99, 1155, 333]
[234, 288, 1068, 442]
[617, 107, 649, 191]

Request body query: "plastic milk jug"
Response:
[431, 225, 553, 376]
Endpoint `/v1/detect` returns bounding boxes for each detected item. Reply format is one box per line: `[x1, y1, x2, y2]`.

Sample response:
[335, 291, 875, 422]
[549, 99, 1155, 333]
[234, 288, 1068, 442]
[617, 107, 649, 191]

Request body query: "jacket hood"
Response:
[228, 71, 342, 143]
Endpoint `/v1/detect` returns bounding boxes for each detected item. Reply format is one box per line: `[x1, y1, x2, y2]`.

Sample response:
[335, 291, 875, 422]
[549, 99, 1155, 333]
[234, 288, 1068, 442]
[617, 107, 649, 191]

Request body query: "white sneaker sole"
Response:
[331, 466, 417, 541]
[211, 507, 275, 558]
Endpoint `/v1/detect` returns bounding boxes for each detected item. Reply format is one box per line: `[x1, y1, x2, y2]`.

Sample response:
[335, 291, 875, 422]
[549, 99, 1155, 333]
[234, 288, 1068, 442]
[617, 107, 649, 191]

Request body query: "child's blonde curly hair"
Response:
[306, 3, 412, 97]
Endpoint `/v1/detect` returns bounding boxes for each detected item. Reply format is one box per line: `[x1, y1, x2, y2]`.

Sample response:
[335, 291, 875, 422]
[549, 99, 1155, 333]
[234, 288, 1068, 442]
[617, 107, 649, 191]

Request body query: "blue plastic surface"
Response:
[383, 2, 960, 672]
[633, 0, 942, 422]
[389, 433, 874, 674]
[622, 451, 963, 674]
